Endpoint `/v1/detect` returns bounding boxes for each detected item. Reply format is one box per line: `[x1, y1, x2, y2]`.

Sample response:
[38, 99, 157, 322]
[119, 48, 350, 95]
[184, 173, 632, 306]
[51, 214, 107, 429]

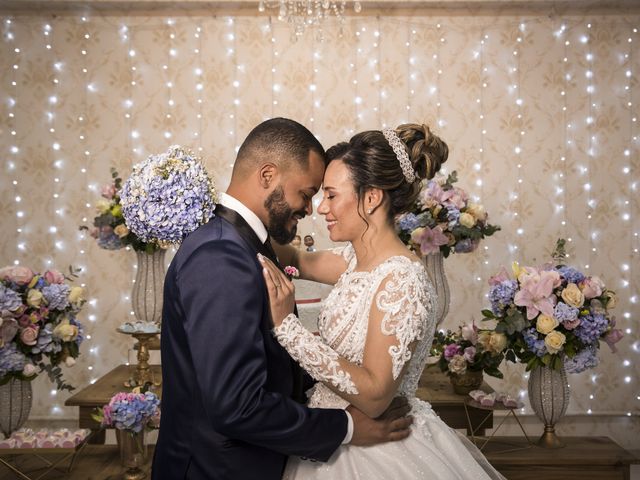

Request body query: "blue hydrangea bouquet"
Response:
[0, 266, 85, 391]
[395, 171, 500, 258]
[482, 240, 623, 373]
[93, 391, 161, 433]
[120, 145, 218, 246]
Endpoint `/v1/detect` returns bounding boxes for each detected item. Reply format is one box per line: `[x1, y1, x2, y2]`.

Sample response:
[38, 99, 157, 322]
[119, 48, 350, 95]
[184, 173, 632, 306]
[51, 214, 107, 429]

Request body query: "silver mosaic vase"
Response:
[423, 252, 450, 325]
[528, 364, 570, 448]
[0, 378, 33, 437]
[131, 249, 166, 325]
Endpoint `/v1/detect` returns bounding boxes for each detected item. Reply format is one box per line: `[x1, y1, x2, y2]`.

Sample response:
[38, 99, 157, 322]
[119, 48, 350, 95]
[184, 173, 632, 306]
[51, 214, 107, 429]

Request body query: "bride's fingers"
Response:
[260, 263, 279, 299]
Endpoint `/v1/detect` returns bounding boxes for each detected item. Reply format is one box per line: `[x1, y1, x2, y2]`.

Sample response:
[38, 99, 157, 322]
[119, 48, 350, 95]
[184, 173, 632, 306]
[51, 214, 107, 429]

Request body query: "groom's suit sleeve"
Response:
[176, 238, 347, 461]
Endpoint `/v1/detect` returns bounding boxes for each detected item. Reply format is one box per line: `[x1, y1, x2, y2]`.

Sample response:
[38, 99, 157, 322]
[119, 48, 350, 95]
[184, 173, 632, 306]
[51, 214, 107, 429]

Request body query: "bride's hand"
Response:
[258, 254, 295, 328]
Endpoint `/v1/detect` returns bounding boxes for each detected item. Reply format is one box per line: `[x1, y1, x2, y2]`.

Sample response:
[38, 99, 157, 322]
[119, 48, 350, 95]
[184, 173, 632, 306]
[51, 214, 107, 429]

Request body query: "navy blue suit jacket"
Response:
[152, 208, 347, 479]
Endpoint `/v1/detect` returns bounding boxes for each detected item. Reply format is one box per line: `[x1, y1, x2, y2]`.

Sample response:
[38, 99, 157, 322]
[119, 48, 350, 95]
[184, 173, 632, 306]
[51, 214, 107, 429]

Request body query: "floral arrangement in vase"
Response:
[120, 145, 218, 246]
[79, 168, 160, 254]
[431, 322, 506, 380]
[93, 390, 161, 433]
[395, 171, 500, 257]
[482, 239, 623, 373]
[0, 266, 85, 391]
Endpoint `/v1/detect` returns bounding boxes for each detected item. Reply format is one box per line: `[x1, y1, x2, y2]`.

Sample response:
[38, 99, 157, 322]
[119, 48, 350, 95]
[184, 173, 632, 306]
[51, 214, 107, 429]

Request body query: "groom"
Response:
[152, 118, 412, 479]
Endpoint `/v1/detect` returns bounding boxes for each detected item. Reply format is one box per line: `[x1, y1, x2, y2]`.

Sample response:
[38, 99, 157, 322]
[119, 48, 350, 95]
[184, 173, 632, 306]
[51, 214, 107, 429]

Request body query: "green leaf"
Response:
[481, 309, 495, 319]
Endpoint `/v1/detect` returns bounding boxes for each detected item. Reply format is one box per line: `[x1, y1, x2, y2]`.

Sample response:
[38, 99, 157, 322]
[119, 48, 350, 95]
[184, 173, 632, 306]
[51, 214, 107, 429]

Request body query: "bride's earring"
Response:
[367, 208, 373, 215]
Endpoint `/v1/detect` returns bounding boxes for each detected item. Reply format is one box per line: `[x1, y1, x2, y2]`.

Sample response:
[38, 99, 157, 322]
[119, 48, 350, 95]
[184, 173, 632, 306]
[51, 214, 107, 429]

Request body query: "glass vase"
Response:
[0, 378, 32, 437]
[116, 429, 148, 479]
[423, 252, 450, 325]
[131, 249, 166, 325]
[527, 364, 570, 448]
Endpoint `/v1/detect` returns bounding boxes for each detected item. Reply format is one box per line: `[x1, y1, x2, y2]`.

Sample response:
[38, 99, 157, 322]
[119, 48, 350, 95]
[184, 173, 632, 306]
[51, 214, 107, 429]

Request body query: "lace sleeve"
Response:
[273, 314, 358, 394]
[375, 264, 431, 380]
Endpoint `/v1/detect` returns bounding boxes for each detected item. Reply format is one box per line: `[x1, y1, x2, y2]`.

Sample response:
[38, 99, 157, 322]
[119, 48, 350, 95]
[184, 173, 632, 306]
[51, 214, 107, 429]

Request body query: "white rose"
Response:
[22, 363, 37, 377]
[95, 199, 111, 214]
[68, 286, 85, 305]
[64, 357, 76, 368]
[561, 283, 585, 308]
[488, 332, 508, 354]
[466, 203, 487, 222]
[536, 314, 558, 335]
[544, 331, 566, 354]
[459, 212, 476, 228]
[448, 354, 468, 375]
[27, 289, 44, 308]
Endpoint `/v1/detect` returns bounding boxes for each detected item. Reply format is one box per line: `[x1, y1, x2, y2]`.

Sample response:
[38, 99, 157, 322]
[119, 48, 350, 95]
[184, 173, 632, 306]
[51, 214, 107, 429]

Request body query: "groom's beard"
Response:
[264, 186, 304, 244]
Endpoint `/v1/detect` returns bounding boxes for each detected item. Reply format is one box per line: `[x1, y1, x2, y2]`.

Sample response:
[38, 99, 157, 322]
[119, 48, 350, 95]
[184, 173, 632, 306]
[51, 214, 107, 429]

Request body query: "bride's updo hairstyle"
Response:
[325, 123, 448, 223]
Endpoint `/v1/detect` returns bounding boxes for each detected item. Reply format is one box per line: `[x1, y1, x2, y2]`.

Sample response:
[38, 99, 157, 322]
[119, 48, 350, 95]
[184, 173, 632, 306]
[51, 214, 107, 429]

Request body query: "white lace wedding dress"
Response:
[274, 244, 505, 480]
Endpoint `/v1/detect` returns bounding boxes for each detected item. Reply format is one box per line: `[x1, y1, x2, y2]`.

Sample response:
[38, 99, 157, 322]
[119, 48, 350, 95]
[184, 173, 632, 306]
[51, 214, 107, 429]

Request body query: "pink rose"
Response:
[89, 228, 99, 239]
[604, 317, 624, 353]
[19, 325, 39, 346]
[444, 343, 462, 361]
[581, 276, 605, 299]
[0, 266, 13, 281]
[43, 269, 65, 284]
[101, 183, 116, 199]
[463, 346, 477, 363]
[488, 266, 511, 286]
[5, 266, 34, 286]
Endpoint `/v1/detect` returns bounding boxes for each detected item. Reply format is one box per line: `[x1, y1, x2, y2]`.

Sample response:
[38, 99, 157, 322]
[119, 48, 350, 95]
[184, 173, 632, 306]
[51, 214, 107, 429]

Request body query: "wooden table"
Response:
[64, 364, 162, 444]
[415, 367, 494, 435]
[484, 436, 638, 480]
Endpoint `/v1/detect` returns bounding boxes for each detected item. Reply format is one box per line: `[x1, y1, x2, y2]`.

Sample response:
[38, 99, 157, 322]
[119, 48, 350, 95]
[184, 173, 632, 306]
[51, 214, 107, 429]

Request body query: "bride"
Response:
[260, 124, 505, 479]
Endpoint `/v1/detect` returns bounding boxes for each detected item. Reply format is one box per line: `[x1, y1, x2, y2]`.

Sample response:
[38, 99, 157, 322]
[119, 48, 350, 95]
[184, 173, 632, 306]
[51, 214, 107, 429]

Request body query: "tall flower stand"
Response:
[528, 364, 570, 449]
[117, 329, 161, 388]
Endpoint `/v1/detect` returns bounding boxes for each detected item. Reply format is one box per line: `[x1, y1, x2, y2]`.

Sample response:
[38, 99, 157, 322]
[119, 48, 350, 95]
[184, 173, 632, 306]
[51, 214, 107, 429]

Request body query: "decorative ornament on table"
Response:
[430, 321, 506, 395]
[0, 265, 86, 436]
[481, 239, 623, 448]
[396, 170, 500, 324]
[93, 387, 160, 480]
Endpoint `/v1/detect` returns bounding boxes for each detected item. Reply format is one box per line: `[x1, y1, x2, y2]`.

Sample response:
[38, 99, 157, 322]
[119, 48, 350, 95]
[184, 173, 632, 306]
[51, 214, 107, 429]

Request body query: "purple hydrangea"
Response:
[565, 345, 599, 374]
[446, 207, 460, 225]
[0, 343, 26, 378]
[120, 146, 217, 244]
[103, 392, 161, 432]
[0, 284, 22, 312]
[42, 284, 70, 310]
[31, 323, 61, 355]
[556, 266, 585, 285]
[575, 313, 609, 345]
[522, 328, 547, 357]
[454, 238, 478, 253]
[97, 231, 124, 250]
[489, 280, 518, 316]
[554, 302, 579, 323]
[397, 213, 421, 232]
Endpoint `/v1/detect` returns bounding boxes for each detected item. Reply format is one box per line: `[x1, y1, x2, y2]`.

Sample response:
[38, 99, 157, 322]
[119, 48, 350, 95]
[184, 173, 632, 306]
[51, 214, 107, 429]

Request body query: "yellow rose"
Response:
[488, 332, 508, 354]
[536, 314, 558, 335]
[69, 286, 85, 305]
[544, 331, 566, 354]
[114, 224, 130, 238]
[459, 212, 476, 228]
[466, 203, 487, 221]
[53, 319, 79, 342]
[561, 283, 584, 308]
[26, 289, 44, 308]
[95, 199, 111, 214]
[433, 205, 443, 216]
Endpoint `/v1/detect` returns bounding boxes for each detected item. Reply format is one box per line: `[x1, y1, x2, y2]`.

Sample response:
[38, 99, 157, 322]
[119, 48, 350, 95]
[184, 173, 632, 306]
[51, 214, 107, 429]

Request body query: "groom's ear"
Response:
[258, 163, 278, 189]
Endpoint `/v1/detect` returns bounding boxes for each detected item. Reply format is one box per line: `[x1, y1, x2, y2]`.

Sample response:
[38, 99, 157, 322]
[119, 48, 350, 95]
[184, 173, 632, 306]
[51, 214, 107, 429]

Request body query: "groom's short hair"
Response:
[233, 118, 326, 177]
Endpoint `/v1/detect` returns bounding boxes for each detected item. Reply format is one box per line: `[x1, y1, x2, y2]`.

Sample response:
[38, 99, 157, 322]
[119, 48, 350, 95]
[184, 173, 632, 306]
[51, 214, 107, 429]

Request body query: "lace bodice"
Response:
[274, 244, 436, 410]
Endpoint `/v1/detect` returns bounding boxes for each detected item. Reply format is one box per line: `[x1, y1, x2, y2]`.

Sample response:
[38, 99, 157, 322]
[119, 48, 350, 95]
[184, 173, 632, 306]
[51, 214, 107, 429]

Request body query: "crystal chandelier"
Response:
[259, 0, 362, 40]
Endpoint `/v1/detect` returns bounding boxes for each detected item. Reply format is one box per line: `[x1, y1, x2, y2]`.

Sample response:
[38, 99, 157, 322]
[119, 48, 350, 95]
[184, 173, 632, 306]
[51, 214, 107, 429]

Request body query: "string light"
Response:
[195, 24, 203, 153]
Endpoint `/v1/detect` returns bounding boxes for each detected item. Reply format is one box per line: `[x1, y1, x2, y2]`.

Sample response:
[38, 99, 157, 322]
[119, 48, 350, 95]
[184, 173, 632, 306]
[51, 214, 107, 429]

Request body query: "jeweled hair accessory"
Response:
[382, 127, 416, 184]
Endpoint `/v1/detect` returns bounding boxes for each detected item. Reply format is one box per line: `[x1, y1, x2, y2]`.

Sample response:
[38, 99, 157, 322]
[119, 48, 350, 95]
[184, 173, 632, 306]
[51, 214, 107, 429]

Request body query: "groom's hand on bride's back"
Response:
[348, 396, 413, 446]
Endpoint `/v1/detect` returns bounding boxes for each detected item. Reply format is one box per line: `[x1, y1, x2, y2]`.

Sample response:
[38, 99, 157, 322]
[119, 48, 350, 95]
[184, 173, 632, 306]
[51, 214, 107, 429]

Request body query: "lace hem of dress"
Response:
[274, 314, 358, 394]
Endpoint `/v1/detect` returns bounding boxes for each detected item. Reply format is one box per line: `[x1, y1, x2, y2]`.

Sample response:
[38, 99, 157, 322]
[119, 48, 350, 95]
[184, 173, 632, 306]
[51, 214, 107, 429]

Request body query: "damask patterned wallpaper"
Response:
[0, 3, 638, 448]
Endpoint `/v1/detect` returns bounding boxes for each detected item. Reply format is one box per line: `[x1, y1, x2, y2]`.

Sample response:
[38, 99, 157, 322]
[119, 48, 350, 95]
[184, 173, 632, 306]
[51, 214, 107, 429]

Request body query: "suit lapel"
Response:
[215, 204, 274, 262]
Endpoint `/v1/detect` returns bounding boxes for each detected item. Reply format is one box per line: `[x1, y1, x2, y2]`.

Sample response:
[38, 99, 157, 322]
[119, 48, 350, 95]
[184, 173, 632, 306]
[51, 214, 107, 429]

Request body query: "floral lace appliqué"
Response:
[274, 314, 358, 395]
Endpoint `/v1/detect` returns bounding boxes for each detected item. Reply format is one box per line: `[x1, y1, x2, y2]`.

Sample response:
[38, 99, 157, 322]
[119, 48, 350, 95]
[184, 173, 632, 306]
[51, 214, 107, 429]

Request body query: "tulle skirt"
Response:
[283, 398, 505, 480]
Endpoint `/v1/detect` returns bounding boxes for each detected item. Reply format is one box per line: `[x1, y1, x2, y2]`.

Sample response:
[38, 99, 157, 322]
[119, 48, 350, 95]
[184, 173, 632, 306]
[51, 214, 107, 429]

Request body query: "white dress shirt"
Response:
[218, 192, 354, 444]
